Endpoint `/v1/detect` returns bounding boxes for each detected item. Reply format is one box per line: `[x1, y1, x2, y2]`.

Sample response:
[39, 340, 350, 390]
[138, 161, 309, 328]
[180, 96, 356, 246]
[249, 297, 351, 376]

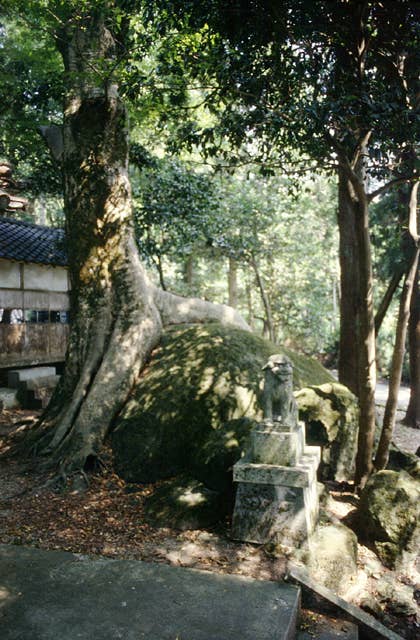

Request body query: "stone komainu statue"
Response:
[262, 354, 298, 426]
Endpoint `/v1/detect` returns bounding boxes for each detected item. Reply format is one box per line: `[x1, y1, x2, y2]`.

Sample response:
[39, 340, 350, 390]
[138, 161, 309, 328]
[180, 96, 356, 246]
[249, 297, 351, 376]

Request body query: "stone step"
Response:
[16, 380, 60, 409]
[7, 366, 57, 388]
[16, 387, 44, 410]
[23, 374, 61, 391]
[0, 544, 300, 640]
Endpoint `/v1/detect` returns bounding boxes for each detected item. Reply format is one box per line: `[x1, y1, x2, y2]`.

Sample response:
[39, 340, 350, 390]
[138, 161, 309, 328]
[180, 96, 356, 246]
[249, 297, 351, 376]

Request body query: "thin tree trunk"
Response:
[375, 181, 419, 464]
[250, 254, 275, 342]
[353, 189, 377, 490]
[228, 256, 238, 308]
[374, 267, 405, 336]
[404, 274, 420, 428]
[183, 254, 194, 288]
[375, 245, 419, 468]
[156, 254, 167, 291]
[404, 180, 420, 429]
[245, 272, 255, 329]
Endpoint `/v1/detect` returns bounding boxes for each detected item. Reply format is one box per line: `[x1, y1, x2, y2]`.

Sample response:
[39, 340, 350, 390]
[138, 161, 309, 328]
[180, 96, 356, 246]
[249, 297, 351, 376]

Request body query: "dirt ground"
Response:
[0, 408, 418, 639]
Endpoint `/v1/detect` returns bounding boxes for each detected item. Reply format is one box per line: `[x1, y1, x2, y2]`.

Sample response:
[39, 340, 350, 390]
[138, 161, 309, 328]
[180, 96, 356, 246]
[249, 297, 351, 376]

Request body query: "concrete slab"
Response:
[0, 544, 300, 640]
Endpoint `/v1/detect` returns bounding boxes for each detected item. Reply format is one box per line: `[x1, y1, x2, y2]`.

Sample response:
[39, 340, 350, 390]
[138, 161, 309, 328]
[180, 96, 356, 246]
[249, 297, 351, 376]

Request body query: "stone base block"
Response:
[251, 422, 306, 466]
[232, 444, 321, 547]
[233, 447, 320, 488]
[232, 481, 317, 547]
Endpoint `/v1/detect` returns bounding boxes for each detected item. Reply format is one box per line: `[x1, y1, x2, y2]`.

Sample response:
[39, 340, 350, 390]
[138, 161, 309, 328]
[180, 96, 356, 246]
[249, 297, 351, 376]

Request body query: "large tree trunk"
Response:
[337, 167, 377, 490]
[337, 171, 360, 395]
[353, 188, 377, 490]
[36, 13, 249, 475]
[36, 15, 162, 472]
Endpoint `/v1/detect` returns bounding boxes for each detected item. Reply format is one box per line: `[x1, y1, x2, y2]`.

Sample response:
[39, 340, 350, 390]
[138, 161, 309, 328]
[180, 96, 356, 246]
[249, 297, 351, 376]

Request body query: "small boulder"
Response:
[295, 383, 359, 481]
[356, 470, 420, 570]
[297, 522, 358, 595]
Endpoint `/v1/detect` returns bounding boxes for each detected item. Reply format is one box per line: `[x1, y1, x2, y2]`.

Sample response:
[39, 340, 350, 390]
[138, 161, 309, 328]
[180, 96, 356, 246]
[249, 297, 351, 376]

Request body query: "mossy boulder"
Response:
[111, 323, 334, 490]
[356, 470, 420, 569]
[387, 448, 420, 479]
[294, 383, 359, 481]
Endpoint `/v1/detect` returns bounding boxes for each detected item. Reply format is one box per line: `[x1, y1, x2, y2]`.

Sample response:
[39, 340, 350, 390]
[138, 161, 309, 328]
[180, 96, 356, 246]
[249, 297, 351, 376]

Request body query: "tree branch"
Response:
[367, 175, 415, 203]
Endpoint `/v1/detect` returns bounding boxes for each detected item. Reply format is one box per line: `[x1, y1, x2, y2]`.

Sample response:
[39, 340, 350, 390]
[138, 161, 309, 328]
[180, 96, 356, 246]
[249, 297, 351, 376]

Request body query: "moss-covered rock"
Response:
[387, 448, 420, 480]
[111, 323, 335, 488]
[295, 383, 359, 482]
[356, 470, 420, 569]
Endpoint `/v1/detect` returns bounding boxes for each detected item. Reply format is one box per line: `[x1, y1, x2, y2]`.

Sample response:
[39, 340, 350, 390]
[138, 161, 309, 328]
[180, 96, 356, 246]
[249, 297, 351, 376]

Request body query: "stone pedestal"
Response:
[232, 420, 320, 547]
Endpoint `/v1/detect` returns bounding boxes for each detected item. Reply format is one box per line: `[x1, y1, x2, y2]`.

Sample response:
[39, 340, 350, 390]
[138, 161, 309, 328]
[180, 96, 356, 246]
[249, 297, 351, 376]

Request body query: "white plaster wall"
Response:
[0, 259, 21, 288]
[23, 290, 69, 310]
[24, 264, 68, 292]
[0, 288, 23, 308]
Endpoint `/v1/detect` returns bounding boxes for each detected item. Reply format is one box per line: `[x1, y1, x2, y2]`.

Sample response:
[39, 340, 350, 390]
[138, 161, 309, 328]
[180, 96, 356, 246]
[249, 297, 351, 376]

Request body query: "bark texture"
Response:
[37, 13, 249, 474]
[405, 275, 420, 428]
[353, 184, 377, 490]
[37, 16, 162, 471]
[337, 167, 377, 490]
[404, 182, 420, 429]
[337, 171, 360, 395]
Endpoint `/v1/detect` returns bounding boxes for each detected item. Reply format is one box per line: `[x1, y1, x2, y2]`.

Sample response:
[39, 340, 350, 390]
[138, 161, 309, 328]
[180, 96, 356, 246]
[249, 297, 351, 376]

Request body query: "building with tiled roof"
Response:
[0, 216, 67, 266]
[0, 216, 69, 368]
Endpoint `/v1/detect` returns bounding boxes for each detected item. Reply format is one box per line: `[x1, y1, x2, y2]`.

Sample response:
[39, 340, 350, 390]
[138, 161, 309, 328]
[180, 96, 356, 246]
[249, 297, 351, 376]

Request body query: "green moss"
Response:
[112, 323, 334, 486]
[357, 470, 420, 568]
[295, 382, 359, 481]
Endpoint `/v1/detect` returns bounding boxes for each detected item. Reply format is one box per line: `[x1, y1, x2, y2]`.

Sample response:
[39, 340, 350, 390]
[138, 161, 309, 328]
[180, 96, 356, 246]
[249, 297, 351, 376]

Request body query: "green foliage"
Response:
[371, 188, 411, 282]
[132, 157, 220, 270]
[136, 164, 339, 356]
[0, 17, 63, 194]
[152, 1, 419, 180]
